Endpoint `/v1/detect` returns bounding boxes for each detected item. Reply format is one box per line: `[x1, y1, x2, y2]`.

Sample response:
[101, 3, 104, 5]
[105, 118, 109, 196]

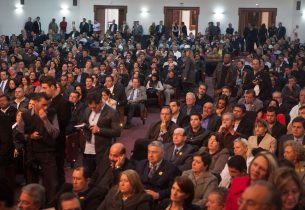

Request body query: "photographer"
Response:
[15, 92, 59, 202]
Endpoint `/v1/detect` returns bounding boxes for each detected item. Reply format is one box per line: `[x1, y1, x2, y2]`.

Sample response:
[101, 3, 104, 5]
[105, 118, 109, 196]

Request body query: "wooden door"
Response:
[94, 8, 105, 34]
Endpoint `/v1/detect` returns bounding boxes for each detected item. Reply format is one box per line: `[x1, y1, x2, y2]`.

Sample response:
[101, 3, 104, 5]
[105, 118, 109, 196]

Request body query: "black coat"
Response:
[163, 143, 197, 171]
[0, 106, 17, 166]
[136, 159, 181, 200]
[98, 186, 152, 210]
[111, 83, 127, 107]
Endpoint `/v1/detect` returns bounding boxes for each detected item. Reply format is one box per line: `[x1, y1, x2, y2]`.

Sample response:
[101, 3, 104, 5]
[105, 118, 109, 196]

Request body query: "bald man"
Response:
[90, 143, 135, 190]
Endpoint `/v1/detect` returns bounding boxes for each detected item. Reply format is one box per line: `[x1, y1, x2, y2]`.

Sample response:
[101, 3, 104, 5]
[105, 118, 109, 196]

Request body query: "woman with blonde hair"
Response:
[98, 169, 152, 210]
[271, 167, 305, 210]
[283, 140, 305, 181]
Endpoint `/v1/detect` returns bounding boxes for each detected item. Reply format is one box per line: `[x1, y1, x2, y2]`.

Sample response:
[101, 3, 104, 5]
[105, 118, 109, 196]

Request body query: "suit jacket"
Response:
[136, 159, 181, 200]
[237, 98, 263, 112]
[182, 170, 218, 207]
[180, 104, 202, 116]
[69, 31, 80, 39]
[156, 25, 165, 35]
[182, 57, 196, 84]
[175, 112, 189, 128]
[75, 72, 89, 85]
[91, 156, 135, 190]
[0, 106, 17, 166]
[185, 126, 210, 147]
[33, 20, 41, 34]
[82, 105, 121, 156]
[125, 86, 147, 103]
[278, 134, 305, 158]
[163, 143, 197, 171]
[145, 121, 178, 143]
[80, 22, 89, 34]
[11, 98, 29, 110]
[111, 83, 127, 106]
[213, 63, 237, 89]
[248, 133, 277, 155]
[270, 121, 287, 140]
[235, 112, 256, 138]
[204, 114, 221, 132]
[0, 79, 9, 94]
[109, 24, 118, 33]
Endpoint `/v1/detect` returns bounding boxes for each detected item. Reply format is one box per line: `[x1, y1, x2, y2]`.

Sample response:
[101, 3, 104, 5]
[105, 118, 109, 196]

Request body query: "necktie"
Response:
[148, 165, 156, 179]
[171, 149, 179, 161]
[0, 81, 3, 92]
[129, 89, 135, 100]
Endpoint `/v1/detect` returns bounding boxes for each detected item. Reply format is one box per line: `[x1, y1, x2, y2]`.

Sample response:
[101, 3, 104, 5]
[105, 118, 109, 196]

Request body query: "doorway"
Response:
[94, 5, 127, 34]
[164, 7, 200, 36]
[238, 8, 277, 33]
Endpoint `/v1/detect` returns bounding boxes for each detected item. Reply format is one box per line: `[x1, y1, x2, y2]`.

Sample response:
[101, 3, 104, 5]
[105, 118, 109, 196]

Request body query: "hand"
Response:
[14, 149, 19, 158]
[90, 125, 100, 134]
[30, 131, 42, 140]
[160, 121, 167, 133]
[38, 109, 48, 121]
[115, 155, 125, 168]
[145, 190, 160, 200]
[218, 123, 226, 133]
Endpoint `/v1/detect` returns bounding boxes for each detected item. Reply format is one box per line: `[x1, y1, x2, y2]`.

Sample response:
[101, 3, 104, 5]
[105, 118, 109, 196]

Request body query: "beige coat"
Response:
[248, 133, 276, 155]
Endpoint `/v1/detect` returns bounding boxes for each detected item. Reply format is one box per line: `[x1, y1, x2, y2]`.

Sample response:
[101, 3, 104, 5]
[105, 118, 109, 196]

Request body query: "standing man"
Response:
[79, 18, 89, 34]
[109, 19, 118, 35]
[24, 17, 33, 36]
[156, 20, 166, 40]
[60, 17, 68, 35]
[16, 93, 59, 202]
[33, 16, 41, 35]
[213, 53, 237, 97]
[132, 21, 143, 43]
[277, 22, 286, 40]
[40, 76, 71, 186]
[82, 91, 121, 174]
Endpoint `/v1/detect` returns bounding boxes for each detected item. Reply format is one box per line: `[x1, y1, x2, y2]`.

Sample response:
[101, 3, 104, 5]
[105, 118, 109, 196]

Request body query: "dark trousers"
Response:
[26, 152, 58, 202]
[125, 103, 142, 125]
[83, 154, 97, 176]
[131, 138, 152, 161]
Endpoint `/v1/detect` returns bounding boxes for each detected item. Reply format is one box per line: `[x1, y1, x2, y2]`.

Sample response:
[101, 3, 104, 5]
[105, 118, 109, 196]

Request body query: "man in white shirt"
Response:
[289, 88, 305, 122]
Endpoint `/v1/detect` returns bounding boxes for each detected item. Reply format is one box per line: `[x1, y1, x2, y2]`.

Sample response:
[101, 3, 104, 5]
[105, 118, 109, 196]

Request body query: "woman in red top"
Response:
[225, 151, 278, 210]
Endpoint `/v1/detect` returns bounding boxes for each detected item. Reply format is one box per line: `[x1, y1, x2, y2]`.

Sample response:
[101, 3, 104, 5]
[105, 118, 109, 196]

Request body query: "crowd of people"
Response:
[0, 14, 305, 210]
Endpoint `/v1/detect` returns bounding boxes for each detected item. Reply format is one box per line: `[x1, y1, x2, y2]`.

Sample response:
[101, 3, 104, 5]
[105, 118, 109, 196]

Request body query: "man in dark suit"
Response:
[136, 141, 180, 202]
[164, 128, 197, 172]
[201, 102, 221, 132]
[0, 71, 9, 94]
[233, 104, 255, 138]
[69, 27, 80, 39]
[33, 17, 41, 35]
[90, 143, 135, 191]
[277, 22, 286, 40]
[0, 94, 16, 182]
[266, 106, 287, 140]
[278, 116, 305, 158]
[74, 66, 89, 85]
[79, 18, 89, 34]
[169, 100, 189, 128]
[132, 106, 178, 161]
[66, 91, 86, 135]
[108, 19, 118, 34]
[156, 20, 166, 40]
[195, 83, 213, 107]
[40, 76, 72, 186]
[81, 91, 121, 174]
[185, 114, 210, 147]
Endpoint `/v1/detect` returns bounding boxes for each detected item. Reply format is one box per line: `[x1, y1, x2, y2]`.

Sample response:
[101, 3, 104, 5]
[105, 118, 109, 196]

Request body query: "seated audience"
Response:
[164, 128, 197, 171]
[206, 187, 228, 210]
[185, 114, 210, 147]
[157, 176, 201, 210]
[237, 89, 263, 112]
[58, 192, 82, 210]
[146, 73, 164, 101]
[180, 92, 202, 116]
[182, 152, 218, 207]
[238, 180, 281, 210]
[271, 167, 305, 210]
[195, 83, 213, 107]
[289, 89, 305, 122]
[266, 106, 287, 140]
[18, 184, 46, 210]
[98, 169, 152, 210]
[215, 94, 231, 117]
[199, 132, 230, 174]
[136, 141, 180, 202]
[225, 151, 278, 210]
[232, 104, 254, 138]
[101, 88, 117, 109]
[248, 119, 277, 155]
[169, 100, 189, 127]
[201, 102, 221, 132]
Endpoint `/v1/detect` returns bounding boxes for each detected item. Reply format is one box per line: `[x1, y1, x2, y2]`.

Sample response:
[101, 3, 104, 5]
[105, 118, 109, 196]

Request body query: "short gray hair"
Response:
[21, 184, 45, 208]
[148, 140, 164, 151]
[233, 138, 249, 148]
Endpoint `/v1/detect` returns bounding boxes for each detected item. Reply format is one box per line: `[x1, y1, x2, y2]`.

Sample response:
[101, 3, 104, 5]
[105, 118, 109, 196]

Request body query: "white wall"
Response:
[0, 0, 302, 41]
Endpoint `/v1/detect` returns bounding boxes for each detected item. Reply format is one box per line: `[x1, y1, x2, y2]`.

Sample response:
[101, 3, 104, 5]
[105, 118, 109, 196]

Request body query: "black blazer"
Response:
[163, 143, 197, 171]
[136, 159, 181, 200]
[111, 83, 127, 107]
[82, 105, 121, 156]
[205, 114, 221, 132]
[180, 104, 202, 117]
[74, 72, 89, 85]
[236, 112, 256, 138]
[145, 121, 178, 143]
[271, 121, 287, 140]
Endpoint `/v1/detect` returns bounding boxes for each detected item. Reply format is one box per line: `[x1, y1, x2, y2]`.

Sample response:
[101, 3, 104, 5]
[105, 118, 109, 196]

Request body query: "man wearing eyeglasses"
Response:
[238, 180, 280, 210]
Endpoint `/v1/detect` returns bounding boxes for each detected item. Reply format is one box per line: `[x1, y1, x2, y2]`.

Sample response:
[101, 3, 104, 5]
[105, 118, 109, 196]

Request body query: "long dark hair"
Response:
[173, 176, 195, 207]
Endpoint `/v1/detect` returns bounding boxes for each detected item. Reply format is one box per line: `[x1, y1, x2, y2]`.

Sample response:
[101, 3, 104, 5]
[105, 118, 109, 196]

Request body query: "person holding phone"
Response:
[15, 92, 60, 202]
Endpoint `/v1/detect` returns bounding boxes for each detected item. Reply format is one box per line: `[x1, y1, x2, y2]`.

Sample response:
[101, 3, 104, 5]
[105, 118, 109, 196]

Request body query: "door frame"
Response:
[238, 8, 277, 33]
[94, 5, 128, 26]
[164, 6, 200, 35]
